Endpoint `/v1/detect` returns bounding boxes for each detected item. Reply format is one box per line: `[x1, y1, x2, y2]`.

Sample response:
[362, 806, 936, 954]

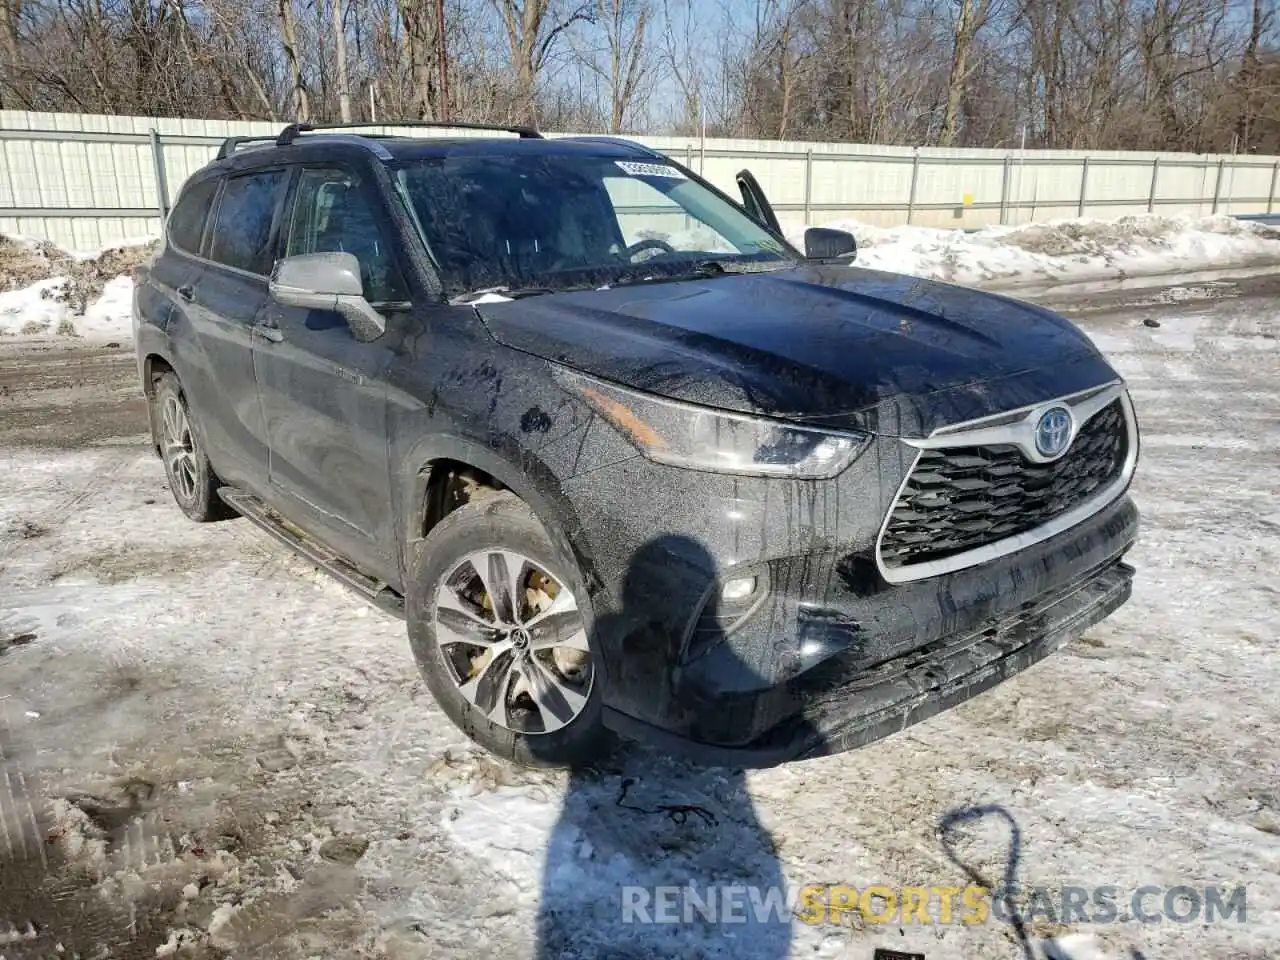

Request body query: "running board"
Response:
[218, 487, 405, 619]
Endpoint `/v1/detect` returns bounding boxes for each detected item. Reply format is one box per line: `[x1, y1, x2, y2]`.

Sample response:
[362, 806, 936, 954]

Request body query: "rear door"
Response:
[143, 177, 217, 336]
[251, 163, 405, 583]
[180, 168, 289, 491]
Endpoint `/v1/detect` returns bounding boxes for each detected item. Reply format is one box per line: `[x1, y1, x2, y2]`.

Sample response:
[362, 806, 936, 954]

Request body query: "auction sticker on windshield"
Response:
[615, 161, 688, 179]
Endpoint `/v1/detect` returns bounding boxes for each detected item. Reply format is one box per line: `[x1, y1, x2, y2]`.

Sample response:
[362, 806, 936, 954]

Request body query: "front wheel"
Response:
[405, 491, 612, 767]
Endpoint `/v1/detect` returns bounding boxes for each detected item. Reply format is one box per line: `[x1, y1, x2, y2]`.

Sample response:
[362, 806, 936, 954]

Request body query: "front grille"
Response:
[880, 399, 1129, 569]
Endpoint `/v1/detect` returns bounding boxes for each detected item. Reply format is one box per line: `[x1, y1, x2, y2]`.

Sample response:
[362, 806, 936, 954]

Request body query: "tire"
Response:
[406, 491, 613, 768]
[151, 372, 234, 523]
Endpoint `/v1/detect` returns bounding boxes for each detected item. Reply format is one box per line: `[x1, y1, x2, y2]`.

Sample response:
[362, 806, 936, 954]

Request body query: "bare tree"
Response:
[205, 0, 280, 120]
[278, 0, 310, 120]
[492, 0, 595, 121]
[939, 0, 996, 146]
[1235, 0, 1274, 147]
[398, 0, 444, 119]
[657, 0, 701, 131]
[576, 0, 651, 131]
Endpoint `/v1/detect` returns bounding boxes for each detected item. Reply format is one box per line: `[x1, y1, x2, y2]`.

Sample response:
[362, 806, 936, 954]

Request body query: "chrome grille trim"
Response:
[875, 381, 1138, 584]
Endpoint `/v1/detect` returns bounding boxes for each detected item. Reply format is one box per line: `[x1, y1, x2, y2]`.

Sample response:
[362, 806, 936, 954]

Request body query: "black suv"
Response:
[133, 122, 1140, 767]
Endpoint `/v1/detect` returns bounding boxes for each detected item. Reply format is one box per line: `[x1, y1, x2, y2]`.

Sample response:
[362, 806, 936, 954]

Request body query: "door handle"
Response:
[177, 284, 194, 302]
[255, 324, 284, 343]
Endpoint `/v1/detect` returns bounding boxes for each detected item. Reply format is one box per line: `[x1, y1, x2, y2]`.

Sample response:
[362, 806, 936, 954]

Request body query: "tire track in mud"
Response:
[0, 346, 147, 449]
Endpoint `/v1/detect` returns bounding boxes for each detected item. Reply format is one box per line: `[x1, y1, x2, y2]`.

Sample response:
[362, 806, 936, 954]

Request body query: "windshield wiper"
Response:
[609, 258, 786, 288]
[450, 285, 556, 304]
[704, 257, 796, 274]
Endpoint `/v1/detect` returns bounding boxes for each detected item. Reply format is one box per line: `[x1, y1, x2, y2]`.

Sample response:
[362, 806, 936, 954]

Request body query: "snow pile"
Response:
[0, 278, 77, 338]
[791, 213, 1280, 286]
[0, 235, 153, 343]
[0, 276, 134, 342]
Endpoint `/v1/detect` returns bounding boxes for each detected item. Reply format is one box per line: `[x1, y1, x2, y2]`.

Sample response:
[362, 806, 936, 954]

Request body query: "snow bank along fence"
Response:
[2, 110, 1280, 252]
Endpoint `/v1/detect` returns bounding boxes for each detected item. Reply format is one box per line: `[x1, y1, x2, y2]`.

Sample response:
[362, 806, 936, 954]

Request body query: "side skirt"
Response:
[218, 486, 406, 620]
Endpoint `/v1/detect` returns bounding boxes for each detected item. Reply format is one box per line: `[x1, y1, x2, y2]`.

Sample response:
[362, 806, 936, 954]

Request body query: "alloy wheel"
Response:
[434, 549, 592, 734]
[161, 395, 198, 503]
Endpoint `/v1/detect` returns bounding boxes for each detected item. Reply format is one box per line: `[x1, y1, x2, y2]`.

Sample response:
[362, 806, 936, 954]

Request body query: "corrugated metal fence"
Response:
[2, 110, 1279, 252]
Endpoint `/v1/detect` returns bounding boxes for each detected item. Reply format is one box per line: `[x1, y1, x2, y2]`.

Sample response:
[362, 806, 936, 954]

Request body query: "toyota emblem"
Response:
[1034, 406, 1074, 459]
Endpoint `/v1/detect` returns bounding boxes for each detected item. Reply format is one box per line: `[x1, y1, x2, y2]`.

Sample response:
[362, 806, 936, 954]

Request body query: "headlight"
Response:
[557, 368, 871, 479]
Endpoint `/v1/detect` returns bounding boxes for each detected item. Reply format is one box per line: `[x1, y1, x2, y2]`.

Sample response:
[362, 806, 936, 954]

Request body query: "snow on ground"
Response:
[786, 213, 1280, 288]
[0, 280, 1278, 958]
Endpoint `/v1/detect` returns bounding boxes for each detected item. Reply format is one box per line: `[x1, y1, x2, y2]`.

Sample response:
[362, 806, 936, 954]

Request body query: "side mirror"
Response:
[269, 252, 386, 342]
[804, 227, 857, 261]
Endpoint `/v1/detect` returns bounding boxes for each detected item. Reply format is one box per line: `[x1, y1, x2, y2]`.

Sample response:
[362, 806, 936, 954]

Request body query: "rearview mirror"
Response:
[804, 227, 857, 261]
[269, 252, 386, 342]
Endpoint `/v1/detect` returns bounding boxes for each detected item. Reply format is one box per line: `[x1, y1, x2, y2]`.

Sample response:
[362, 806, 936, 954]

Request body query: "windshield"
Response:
[392, 153, 796, 298]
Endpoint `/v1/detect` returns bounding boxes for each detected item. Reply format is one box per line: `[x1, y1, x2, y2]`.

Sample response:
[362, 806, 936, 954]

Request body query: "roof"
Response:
[213, 131, 661, 170]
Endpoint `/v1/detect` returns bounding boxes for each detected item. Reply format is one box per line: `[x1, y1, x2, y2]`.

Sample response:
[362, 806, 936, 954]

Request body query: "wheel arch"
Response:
[398, 436, 602, 602]
[142, 352, 176, 394]
[140, 350, 177, 457]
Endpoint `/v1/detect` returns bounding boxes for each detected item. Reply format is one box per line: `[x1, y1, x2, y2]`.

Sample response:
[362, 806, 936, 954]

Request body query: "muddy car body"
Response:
[133, 122, 1139, 766]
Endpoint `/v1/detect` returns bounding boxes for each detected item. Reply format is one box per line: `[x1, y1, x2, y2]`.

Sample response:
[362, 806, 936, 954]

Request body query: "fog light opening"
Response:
[721, 576, 757, 602]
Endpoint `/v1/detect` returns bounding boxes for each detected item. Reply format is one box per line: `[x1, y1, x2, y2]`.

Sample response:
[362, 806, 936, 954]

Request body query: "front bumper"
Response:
[586, 489, 1138, 767]
[604, 554, 1133, 767]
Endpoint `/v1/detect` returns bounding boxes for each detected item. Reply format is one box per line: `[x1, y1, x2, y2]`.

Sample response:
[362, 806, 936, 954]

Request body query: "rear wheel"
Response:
[406, 491, 612, 767]
[152, 372, 234, 522]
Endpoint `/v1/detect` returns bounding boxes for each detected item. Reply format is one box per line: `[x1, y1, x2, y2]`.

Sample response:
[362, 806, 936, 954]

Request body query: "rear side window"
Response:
[166, 179, 218, 255]
[208, 170, 286, 275]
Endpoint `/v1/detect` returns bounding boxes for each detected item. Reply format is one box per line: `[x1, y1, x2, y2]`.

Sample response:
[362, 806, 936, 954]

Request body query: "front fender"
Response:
[393, 432, 604, 603]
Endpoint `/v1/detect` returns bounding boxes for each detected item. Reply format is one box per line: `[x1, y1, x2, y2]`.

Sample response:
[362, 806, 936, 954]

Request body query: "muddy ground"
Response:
[1, 275, 1278, 959]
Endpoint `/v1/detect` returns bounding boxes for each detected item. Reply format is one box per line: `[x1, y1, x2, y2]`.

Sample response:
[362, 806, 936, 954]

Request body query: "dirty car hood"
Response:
[474, 263, 1120, 437]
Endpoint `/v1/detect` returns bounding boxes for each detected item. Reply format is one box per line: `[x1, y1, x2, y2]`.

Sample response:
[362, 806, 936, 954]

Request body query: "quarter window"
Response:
[166, 178, 218, 255]
[208, 170, 286, 275]
[286, 168, 405, 302]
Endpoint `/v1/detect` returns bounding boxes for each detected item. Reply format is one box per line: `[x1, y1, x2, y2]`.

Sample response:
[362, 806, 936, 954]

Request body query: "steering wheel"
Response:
[625, 238, 677, 262]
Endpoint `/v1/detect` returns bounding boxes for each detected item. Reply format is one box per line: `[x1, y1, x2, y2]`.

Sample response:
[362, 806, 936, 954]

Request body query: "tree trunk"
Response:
[278, 0, 310, 121]
[941, 0, 987, 147]
[0, 0, 18, 108]
[399, 0, 440, 120]
[0, 0, 18, 93]
[333, 0, 352, 122]
[1236, 0, 1266, 149]
[494, 0, 549, 122]
[776, 17, 794, 141]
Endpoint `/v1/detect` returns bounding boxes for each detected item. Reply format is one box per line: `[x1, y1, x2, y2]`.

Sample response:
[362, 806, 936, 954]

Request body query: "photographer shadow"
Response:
[532, 535, 803, 959]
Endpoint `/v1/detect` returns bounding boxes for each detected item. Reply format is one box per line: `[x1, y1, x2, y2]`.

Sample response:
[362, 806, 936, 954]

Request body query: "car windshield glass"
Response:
[392, 153, 796, 298]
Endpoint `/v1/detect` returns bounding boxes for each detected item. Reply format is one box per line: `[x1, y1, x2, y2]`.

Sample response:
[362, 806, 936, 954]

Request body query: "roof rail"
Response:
[276, 120, 543, 147]
[214, 135, 279, 160]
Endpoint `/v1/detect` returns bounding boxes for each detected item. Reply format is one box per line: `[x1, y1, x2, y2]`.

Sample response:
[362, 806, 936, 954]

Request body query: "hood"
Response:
[474, 263, 1120, 437]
